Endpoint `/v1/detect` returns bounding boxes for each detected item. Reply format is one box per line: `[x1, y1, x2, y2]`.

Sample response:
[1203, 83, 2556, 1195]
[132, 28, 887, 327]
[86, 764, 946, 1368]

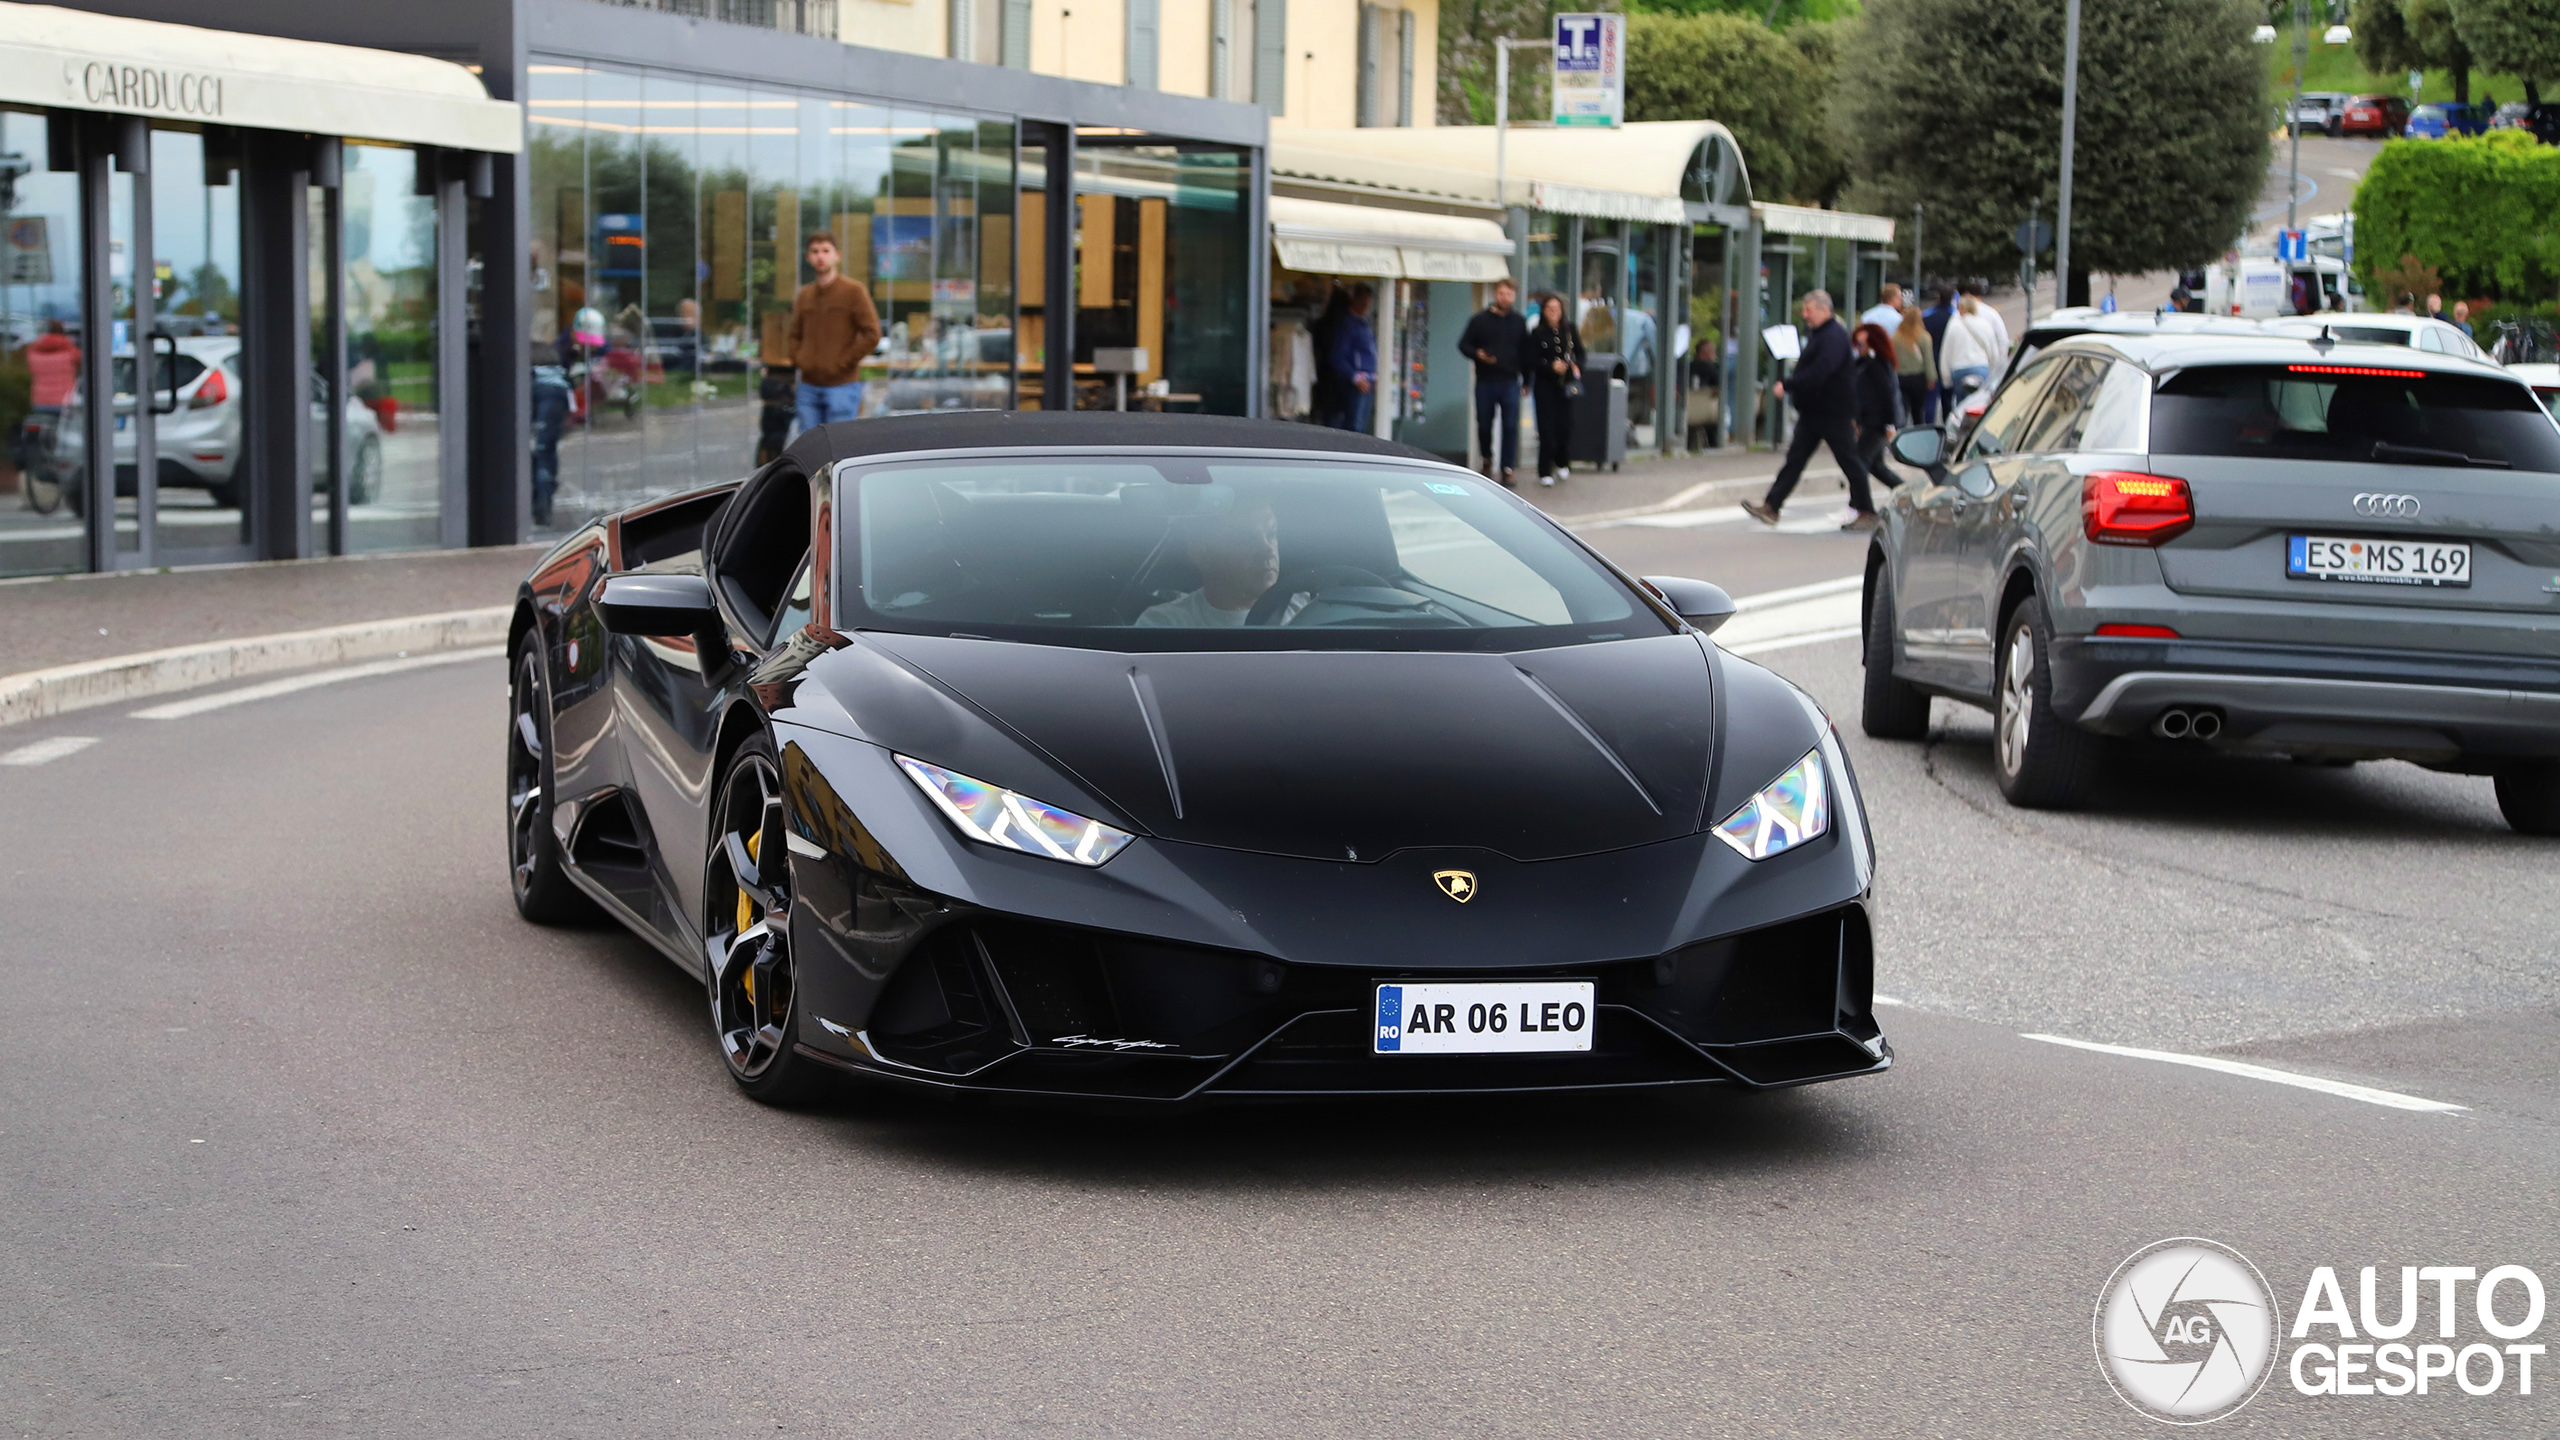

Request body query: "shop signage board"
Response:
[1551, 14, 1622, 128]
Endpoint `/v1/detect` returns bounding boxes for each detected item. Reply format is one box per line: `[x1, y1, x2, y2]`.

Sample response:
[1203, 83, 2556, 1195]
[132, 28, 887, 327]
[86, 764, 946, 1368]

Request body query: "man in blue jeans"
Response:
[786, 231, 881, 433]
[1456, 278, 1529, 486]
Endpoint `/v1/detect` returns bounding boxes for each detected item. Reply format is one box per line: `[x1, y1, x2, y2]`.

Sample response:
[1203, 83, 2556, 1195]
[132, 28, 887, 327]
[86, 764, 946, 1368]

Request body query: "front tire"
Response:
[2493, 761, 2560, 836]
[508, 644, 598, 924]
[704, 733, 832, 1106]
[1860, 575, 1931, 740]
[1992, 596, 2103, 808]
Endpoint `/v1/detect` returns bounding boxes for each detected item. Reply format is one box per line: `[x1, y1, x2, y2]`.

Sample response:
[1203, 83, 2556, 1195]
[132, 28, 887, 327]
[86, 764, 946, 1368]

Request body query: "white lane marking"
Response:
[1713, 586, 1864, 655]
[1733, 575, 1864, 610]
[2021, 1033, 2466, 1113]
[1723, 625, 1865, 658]
[1611, 503, 1845, 535]
[1, 735, 99, 767]
[131, 646, 508, 720]
[1872, 994, 1907, 1007]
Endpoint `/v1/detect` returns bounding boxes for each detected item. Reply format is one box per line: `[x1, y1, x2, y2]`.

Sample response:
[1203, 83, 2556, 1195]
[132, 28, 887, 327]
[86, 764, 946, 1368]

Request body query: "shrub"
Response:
[2352, 131, 2560, 301]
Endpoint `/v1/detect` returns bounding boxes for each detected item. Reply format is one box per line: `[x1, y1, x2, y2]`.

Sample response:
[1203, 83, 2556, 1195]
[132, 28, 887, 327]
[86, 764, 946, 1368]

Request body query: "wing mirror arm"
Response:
[1641, 576, 1738, 636]
[598, 573, 729, 661]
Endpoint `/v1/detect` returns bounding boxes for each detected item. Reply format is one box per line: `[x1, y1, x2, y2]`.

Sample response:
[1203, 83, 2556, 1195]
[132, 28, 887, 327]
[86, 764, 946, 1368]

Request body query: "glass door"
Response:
[147, 125, 251, 566]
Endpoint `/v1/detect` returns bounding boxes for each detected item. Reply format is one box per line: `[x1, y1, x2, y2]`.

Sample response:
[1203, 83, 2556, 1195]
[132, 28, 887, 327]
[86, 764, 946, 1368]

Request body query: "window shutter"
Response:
[950, 0, 977, 63]
[1252, 0, 1286, 114]
[1001, 0, 1032, 67]
[1396, 8, 1415, 126]
[1356, 4, 1380, 126]
[1127, 0, 1160, 88]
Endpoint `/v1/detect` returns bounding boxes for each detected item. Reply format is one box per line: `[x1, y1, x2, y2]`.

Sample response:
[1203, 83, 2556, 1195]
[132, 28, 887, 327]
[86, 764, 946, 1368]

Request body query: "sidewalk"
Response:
[1522, 445, 1852, 525]
[1, 545, 546, 675]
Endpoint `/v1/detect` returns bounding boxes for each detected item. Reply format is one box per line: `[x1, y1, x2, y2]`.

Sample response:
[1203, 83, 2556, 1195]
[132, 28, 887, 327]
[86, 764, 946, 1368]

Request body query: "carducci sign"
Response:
[67, 58, 225, 116]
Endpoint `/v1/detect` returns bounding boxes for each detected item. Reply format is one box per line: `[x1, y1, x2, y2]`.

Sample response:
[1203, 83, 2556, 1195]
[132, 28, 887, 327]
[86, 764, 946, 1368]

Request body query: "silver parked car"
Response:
[49, 336, 384, 511]
[1862, 333, 2560, 833]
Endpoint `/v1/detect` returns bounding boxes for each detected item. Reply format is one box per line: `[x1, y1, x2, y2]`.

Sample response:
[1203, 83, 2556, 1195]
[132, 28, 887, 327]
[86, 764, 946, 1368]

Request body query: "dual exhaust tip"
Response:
[2152, 707, 2224, 741]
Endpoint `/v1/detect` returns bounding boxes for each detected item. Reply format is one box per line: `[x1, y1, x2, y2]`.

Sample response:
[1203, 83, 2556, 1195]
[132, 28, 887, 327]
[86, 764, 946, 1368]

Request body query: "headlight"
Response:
[895, 755, 1135, 866]
[1712, 748, 1829, 860]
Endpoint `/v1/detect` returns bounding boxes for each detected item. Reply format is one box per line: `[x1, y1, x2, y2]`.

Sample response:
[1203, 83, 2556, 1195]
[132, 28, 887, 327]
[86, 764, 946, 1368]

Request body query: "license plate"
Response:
[1373, 981, 1595, 1055]
[2288, 534, 2471, 587]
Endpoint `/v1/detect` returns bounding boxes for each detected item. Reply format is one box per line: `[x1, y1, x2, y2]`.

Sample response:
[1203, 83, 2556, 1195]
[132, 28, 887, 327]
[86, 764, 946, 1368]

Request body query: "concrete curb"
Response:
[0, 605, 514, 730]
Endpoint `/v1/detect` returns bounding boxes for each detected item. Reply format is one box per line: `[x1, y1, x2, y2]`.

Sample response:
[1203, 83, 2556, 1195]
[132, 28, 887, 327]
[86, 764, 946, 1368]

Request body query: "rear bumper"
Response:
[2055, 636, 2560, 761]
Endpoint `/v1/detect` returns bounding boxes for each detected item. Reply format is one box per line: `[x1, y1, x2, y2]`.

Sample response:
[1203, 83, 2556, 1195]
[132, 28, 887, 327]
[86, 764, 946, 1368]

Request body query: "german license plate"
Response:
[1373, 981, 1595, 1055]
[2288, 534, 2470, 587]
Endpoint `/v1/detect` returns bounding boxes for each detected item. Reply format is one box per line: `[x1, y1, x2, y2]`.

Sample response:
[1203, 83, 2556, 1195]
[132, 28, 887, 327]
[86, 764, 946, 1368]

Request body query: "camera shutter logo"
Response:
[2095, 1238, 2281, 1424]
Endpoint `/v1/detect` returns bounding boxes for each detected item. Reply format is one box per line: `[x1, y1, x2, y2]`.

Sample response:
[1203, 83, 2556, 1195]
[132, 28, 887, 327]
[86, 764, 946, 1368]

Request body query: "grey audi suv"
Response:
[1861, 332, 2560, 834]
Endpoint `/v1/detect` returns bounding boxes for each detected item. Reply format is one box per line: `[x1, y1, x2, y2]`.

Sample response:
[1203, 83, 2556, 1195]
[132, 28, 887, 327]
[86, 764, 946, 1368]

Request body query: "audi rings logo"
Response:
[2354, 492, 2421, 518]
[2096, 1238, 2282, 1424]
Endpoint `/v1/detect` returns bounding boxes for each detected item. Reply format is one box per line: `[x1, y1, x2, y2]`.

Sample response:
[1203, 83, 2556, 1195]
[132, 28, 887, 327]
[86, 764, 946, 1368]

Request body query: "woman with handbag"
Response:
[1529, 293, 1586, 487]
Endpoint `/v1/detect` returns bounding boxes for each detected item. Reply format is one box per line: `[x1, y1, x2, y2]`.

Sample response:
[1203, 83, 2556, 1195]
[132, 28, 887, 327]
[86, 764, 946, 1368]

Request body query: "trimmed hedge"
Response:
[2353, 131, 2560, 302]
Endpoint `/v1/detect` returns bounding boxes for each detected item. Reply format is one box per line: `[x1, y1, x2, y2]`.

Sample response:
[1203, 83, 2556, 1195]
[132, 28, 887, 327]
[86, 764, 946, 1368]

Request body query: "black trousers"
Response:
[1763, 405, 1874, 514]
[1473, 378, 1521, 472]
[1898, 374, 1930, 429]
[1532, 376, 1575, 476]
[1858, 424, 1899, 490]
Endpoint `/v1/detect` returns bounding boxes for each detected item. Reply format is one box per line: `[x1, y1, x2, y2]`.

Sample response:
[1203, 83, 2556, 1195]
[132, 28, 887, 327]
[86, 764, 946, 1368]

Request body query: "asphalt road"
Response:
[3, 520, 2553, 1437]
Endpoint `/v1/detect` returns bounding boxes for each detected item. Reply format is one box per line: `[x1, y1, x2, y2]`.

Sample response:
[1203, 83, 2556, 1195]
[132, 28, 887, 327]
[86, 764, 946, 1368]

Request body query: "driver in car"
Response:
[1137, 502, 1308, 626]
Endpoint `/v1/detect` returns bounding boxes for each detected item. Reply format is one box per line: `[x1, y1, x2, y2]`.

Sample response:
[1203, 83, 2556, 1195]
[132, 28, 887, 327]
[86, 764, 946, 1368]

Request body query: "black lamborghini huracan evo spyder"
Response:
[506, 413, 1887, 1105]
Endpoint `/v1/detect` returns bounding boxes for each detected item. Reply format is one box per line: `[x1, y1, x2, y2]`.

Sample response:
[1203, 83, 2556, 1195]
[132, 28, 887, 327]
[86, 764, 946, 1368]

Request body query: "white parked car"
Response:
[48, 336, 384, 511]
[2261, 313, 2490, 361]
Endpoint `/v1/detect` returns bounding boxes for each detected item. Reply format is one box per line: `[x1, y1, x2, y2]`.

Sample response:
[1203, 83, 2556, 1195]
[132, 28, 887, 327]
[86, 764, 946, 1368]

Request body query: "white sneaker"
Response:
[1826, 506, 1860, 525]
[1556, 465, 1570, 481]
[1539, 474, 1556, 487]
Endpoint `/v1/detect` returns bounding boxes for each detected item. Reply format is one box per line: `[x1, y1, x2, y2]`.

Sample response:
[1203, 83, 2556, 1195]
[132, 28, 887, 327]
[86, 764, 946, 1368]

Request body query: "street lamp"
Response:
[1491, 35, 1545, 213]
[2055, 0, 2079, 311]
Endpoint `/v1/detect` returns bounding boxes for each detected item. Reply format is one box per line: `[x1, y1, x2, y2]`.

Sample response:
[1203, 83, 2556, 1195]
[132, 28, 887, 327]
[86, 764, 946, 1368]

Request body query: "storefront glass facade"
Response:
[526, 59, 1022, 538]
[2, 109, 88, 577]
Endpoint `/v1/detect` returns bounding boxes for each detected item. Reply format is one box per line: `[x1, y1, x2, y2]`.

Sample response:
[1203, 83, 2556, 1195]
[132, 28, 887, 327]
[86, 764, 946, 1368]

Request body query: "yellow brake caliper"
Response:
[736, 830, 761, 1003]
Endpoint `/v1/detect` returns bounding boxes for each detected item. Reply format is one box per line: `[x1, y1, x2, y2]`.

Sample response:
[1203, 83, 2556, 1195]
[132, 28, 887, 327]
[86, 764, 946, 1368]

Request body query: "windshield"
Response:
[2150, 364, 2560, 470]
[845, 456, 1659, 651]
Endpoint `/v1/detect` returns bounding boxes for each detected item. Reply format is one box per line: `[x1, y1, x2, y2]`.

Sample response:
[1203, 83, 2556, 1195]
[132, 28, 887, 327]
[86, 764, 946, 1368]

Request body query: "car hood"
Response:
[820, 632, 1720, 863]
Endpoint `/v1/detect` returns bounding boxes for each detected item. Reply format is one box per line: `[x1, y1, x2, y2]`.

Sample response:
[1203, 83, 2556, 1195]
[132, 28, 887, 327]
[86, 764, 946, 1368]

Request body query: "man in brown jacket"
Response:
[785, 231, 881, 433]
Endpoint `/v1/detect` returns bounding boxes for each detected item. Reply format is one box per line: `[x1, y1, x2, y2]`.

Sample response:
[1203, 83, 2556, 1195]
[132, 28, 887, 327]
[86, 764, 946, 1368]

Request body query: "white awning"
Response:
[0, 1, 522, 154]
[1270, 195, 1514, 281]
[1756, 201, 1895, 243]
[1275, 121, 1738, 219]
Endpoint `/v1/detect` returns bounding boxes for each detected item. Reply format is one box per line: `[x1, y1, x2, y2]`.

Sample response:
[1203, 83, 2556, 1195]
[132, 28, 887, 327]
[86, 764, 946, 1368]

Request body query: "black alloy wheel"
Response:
[1992, 595, 2103, 808]
[508, 645, 597, 924]
[705, 734, 829, 1105]
[1860, 575, 1931, 740]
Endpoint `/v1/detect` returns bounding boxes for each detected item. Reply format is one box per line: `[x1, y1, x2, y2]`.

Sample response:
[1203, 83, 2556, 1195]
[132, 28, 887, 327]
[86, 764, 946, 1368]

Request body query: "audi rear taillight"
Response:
[2083, 471, 2193, 546]
[188, 367, 228, 410]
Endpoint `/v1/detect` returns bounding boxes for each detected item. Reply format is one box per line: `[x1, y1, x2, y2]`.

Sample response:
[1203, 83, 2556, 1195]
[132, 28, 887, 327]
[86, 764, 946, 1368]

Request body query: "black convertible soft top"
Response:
[781, 410, 1445, 474]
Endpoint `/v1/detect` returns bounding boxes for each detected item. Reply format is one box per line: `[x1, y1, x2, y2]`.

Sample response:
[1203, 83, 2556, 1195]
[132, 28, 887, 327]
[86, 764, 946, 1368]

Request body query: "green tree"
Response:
[2353, 131, 2560, 297]
[1624, 11, 1848, 202]
[1834, 0, 2266, 288]
[2353, 0, 2471, 104]
[2454, 0, 2560, 103]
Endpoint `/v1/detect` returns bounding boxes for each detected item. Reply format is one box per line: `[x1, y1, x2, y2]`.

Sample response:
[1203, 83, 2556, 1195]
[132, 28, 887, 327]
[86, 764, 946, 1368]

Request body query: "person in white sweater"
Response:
[1938, 293, 2008, 406]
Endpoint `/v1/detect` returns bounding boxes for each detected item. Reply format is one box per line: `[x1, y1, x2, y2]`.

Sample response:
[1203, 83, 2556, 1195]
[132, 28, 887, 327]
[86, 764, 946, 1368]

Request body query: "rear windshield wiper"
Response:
[2370, 440, 2511, 469]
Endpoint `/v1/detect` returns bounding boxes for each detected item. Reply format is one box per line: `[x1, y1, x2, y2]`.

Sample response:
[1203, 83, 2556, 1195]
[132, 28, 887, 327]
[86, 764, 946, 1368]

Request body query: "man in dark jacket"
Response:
[1742, 289, 1875, 531]
[1919, 286, 1954, 420]
[1456, 279, 1529, 485]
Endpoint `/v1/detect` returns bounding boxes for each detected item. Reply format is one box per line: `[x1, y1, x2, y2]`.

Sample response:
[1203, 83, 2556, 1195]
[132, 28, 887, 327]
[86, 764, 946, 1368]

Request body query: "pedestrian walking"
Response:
[1939, 291, 2004, 413]
[1528, 293, 1586, 487]
[1851, 322, 1903, 505]
[1920, 286, 1955, 420]
[1320, 285, 1379, 432]
[1740, 289, 1875, 532]
[1457, 278, 1530, 486]
[1859, 282, 1905, 335]
[1892, 303, 1934, 435]
[786, 230, 880, 434]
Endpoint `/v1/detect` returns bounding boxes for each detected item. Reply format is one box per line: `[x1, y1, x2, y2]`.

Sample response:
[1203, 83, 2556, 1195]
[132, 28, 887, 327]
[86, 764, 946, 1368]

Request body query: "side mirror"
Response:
[1954, 463, 1997, 500]
[599, 572, 722, 637]
[1887, 425, 1946, 469]
[1642, 575, 1737, 635]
